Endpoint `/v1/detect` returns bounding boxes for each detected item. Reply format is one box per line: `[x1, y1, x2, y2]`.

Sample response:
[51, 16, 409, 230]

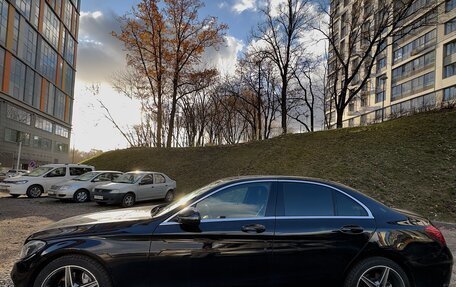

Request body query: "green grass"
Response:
[85, 109, 456, 222]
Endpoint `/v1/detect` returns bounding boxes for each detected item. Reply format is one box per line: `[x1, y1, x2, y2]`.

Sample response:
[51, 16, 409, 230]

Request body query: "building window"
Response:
[392, 51, 435, 82]
[393, 29, 436, 64]
[0, 0, 8, 45]
[31, 0, 39, 28]
[12, 12, 20, 54]
[35, 116, 54, 133]
[375, 92, 384, 103]
[63, 0, 72, 29]
[55, 125, 69, 138]
[444, 86, 456, 101]
[19, 19, 38, 68]
[444, 40, 456, 57]
[45, 84, 55, 115]
[55, 142, 69, 153]
[0, 47, 4, 88]
[361, 95, 369, 107]
[32, 135, 52, 151]
[375, 110, 382, 120]
[43, 4, 59, 48]
[447, 0, 456, 11]
[391, 72, 435, 101]
[9, 57, 26, 100]
[64, 33, 75, 66]
[376, 57, 386, 73]
[6, 105, 31, 125]
[445, 18, 456, 35]
[38, 39, 57, 82]
[5, 128, 30, 145]
[64, 63, 74, 95]
[23, 67, 35, 106]
[15, 0, 31, 19]
[444, 62, 456, 78]
[349, 102, 355, 112]
[54, 89, 66, 120]
[33, 73, 42, 109]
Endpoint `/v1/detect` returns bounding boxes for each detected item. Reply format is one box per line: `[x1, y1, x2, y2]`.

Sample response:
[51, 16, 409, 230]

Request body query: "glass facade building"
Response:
[0, 0, 79, 169]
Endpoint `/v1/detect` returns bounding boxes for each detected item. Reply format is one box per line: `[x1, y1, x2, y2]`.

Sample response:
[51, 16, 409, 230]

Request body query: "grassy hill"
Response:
[85, 109, 456, 222]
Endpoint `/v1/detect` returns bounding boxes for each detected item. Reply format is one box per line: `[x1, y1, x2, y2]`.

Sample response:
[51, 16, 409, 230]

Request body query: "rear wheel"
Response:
[165, 190, 175, 202]
[73, 189, 90, 203]
[33, 255, 112, 287]
[26, 185, 43, 198]
[344, 257, 410, 287]
[121, 193, 135, 208]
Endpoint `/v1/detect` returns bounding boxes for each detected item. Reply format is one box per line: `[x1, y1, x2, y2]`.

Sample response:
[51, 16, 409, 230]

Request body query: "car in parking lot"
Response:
[5, 169, 30, 178]
[0, 164, 94, 198]
[92, 171, 176, 207]
[10, 176, 452, 287]
[47, 171, 123, 203]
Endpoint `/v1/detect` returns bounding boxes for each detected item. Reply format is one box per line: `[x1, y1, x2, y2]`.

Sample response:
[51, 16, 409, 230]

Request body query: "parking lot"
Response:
[1, 192, 456, 287]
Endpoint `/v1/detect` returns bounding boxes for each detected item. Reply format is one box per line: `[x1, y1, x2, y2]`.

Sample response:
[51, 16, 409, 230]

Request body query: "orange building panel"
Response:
[40, 78, 48, 111]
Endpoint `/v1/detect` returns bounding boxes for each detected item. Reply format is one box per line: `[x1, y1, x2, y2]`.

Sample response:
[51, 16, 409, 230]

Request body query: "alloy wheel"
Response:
[123, 195, 134, 207]
[41, 265, 99, 287]
[29, 186, 42, 198]
[165, 191, 174, 202]
[357, 265, 405, 287]
[75, 191, 88, 202]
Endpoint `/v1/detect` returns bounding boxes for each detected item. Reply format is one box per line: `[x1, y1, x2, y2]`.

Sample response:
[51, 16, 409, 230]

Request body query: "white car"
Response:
[5, 169, 29, 177]
[92, 171, 177, 207]
[0, 164, 95, 198]
[48, 171, 123, 203]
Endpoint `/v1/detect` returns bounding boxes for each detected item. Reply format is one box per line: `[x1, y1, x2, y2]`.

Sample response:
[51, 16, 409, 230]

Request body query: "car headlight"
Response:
[59, 185, 70, 190]
[109, 189, 120, 193]
[14, 180, 28, 184]
[20, 240, 46, 259]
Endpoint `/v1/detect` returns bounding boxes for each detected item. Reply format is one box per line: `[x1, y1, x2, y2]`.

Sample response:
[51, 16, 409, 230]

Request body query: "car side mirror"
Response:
[176, 207, 201, 226]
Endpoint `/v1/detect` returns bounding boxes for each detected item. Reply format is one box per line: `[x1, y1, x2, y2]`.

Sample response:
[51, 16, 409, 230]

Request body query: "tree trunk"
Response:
[167, 79, 178, 148]
[281, 80, 288, 134]
[336, 109, 344, 129]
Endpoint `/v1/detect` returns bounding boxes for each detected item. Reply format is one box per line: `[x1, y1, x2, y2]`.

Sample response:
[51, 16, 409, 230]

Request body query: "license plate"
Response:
[94, 195, 103, 200]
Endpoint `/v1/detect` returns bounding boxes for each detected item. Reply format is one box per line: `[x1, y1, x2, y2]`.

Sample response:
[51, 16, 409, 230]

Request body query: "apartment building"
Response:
[326, 0, 456, 128]
[0, 0, 79, 169]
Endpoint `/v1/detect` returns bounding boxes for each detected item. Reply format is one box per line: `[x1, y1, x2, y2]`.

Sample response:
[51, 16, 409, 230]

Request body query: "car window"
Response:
[47, 167, 66, 178]
[154, 174, 166, 184]
[281, 183, 334, 216]
[111, 173, 121, 180]
[96, 173, 112, 182]
[334, 192, 368, 216]
[196, 182, 271, 220]
[70, 167, 92, 176]
[140, 174, 154, 185]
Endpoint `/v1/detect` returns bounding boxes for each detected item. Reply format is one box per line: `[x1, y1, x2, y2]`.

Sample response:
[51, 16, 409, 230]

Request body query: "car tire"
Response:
[33, 255, 112, 287]
[165, 190, 175, 202]
[121, 193, 135, 208]
[73, 189, 90, 203]
[26, 185, 43, 198]
[10, 194, 20, 198]
[344, 257, 410, 287]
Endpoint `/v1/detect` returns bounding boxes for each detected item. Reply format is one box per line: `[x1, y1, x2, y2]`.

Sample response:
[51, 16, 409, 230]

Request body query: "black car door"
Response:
[272, 181, 376, 286]
[151, 181, 277, 287]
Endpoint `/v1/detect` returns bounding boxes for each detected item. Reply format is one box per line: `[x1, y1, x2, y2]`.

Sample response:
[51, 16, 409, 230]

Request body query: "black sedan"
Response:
[11, 176, 452, 287]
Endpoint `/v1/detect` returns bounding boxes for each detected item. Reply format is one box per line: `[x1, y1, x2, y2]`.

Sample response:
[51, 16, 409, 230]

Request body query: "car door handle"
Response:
[241, 224, 266, 233]
[339, 225, 364, 234]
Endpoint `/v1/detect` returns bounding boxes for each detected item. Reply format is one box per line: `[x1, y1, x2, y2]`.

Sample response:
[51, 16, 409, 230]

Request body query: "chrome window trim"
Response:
[160, 179, 375, 225]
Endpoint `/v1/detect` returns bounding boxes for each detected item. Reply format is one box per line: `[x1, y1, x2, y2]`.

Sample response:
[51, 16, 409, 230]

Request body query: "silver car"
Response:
[48, 171, 123, 203]
[92, 171, 177, 207]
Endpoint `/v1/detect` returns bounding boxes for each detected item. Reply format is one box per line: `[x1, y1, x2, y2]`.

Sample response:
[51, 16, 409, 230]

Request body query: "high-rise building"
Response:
[326, 0, 456, 128]
[0, 0, 79, 169]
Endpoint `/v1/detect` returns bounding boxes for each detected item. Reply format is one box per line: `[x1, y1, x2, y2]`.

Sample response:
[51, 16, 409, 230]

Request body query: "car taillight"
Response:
[425, 226, 446, 246]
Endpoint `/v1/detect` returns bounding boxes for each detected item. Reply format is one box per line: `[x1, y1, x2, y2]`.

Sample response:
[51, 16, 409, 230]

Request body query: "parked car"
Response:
[0, 172, 7, 182]
[11, 176, 452, 287]
[0, 164, 94, 198]
[5, 169, 29, 177]
[92, 171, 176, 207]
[47, 171, 123, 203]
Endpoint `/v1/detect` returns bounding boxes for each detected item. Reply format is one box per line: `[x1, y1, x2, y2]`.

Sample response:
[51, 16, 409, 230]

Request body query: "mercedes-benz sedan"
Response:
[11, 176, 452, 287]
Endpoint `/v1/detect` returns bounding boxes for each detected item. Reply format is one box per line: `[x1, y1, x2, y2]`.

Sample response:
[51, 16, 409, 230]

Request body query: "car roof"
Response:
[91, 170, 123, 173]
[41, 164, 94, 168]
[213, 175, 338, 185]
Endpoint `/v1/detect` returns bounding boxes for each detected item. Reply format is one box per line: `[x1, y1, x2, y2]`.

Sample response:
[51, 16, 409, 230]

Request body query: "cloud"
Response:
[77, 10, 126, 83]
[201, 35, 244, 76]
[232, 0, 257, 13]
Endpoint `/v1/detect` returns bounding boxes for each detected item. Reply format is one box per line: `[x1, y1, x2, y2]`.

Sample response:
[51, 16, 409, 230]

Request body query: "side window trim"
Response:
[162, 180, 278, 224]
[276, 180, 374, 219]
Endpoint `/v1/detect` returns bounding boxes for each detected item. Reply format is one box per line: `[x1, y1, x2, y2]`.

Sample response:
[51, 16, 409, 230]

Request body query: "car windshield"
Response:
[153, 180, 225, 218]
[27, 167, 54, 177]
[74, 172, 100, 181]
[113, 173, 144, 184]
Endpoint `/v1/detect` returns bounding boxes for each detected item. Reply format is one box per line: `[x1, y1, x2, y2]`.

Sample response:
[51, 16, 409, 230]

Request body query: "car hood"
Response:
[95, 182, 135, 190]
[29, 206, 157, 240]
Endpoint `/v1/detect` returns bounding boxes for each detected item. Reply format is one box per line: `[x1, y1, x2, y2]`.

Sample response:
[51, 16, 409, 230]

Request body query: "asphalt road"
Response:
[0, 192, 455, 287]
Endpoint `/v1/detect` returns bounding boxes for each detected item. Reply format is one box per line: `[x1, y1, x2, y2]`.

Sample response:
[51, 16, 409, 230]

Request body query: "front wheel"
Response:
[26, 185, 43, 198]
[165, 190, 175, 202]
[121, 193, 135, 208]
[344, 257, 410, 287]
[34, 255, 112, 287]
